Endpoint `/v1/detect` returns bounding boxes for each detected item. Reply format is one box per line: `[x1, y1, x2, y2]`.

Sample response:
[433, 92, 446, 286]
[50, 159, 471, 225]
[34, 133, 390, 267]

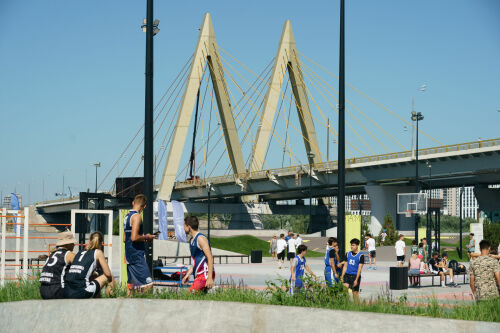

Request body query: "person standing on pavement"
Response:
[395, 234, 406, 267]
[341, 238, 364, 303]
[364, 234, 376, 270]
[276, 234, 287, 269]
[467, 233, 476, 261]
[295, 234, 302, 247]
[270, 235, 277, 260]
[287, 233, 297, 265]
[380, 229, 387, 246]
[469, 240, 500, 301]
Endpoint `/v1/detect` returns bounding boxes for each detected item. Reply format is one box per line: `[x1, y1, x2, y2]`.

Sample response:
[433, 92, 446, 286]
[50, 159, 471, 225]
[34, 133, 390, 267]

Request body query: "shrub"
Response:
[484, 222, 500, 250]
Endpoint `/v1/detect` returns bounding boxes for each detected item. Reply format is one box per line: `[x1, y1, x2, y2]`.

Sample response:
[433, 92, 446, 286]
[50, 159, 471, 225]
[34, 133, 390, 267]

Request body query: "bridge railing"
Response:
[174, 138, 500, 188]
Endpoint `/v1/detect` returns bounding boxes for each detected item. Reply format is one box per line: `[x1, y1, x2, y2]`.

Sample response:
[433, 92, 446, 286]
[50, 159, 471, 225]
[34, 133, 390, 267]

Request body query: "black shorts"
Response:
[40, 285, 65, 299]
[287, 252, 296, 260]
[343, 274, 361, 292]
[397, 255, 405, 262]
[64, 281, 101, 299]
[277, 251, 285, 260]
[369, 250, 376, 258]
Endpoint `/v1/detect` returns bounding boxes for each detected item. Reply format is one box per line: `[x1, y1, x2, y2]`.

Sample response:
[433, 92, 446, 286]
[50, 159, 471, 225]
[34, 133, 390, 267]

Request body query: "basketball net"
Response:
[405, 210, 414, 218]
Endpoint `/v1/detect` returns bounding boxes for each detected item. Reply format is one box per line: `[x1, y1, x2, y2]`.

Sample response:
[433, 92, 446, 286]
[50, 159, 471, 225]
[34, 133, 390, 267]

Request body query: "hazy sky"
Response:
[1, 0, 499, 205]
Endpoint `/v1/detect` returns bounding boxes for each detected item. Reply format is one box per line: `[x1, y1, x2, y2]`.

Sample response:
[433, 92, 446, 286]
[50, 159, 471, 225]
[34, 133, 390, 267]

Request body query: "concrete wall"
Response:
[0, 299, 496, 333]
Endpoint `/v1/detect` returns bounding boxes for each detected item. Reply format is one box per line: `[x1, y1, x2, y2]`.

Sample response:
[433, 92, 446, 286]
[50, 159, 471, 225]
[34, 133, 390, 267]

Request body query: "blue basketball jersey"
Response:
[124, 210, 144, 263]
[190, 232, 210, 278]
[294, 255, 306, 279]
[346, 251, 361, 275]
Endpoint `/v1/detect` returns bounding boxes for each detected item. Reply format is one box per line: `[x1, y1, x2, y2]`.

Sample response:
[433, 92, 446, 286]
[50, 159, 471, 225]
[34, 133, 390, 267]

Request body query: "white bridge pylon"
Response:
[158, 13, 321, 201]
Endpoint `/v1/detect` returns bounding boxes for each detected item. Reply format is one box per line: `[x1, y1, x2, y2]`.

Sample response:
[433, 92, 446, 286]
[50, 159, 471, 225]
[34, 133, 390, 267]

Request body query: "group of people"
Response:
[40, 194, 216, 299]
[270, 232, 302, 269]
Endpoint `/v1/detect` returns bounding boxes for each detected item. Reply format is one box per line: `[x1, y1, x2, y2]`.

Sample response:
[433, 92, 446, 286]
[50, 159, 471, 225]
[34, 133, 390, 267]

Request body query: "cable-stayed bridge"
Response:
[36, 14, 500, 233]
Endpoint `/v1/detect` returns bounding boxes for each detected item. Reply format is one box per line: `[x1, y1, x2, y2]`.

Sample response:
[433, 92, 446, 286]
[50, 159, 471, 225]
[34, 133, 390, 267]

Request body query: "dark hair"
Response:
[366, 233, 371, 238]
[441, 252, 448, 257]
[350, 238, 360, 245]
[418, 242, 423, 248]
[412, 239, 417, 245]
[184, 216, 199, 230]
[290, 233, 294, 237]
[479, 239, 490, 251]
[470, 233, 474, 236]
[280, 233, 284, 238]
[399, 234, 404, 238]
[328, 237, 338, 246]
[432, 252, 439, 257]
[297, 244, 307, 254]
[412, 251, 418, 255]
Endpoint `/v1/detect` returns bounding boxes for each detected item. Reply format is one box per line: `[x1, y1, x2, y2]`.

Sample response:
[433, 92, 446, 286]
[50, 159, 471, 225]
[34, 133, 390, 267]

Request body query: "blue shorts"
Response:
[325, 267, 340, 286]
[290, 277, 304, 294]
[126, 254, 153, 289]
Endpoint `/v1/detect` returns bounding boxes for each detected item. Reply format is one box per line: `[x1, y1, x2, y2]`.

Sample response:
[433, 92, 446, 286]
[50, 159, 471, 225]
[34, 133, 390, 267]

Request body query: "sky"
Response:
[1, 0, 499, 205]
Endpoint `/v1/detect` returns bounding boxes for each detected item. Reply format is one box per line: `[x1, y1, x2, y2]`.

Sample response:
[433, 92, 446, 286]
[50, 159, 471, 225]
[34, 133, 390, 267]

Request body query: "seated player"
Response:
[428, 252, 458, 287]
[341, 238, 364, 303]
[290, 244, 317, 294]
[181, 216, 215, 292]
[64, 231, 114, 298]
[39, 231, 76, 299]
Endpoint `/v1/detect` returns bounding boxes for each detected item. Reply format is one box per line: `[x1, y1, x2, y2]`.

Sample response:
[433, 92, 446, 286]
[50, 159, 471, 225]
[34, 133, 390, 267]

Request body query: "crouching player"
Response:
[182, 216, 215, 292]
[324, 237, 342, 286]
[39, 231, 76, 299]
[64, 231, 114, 298]
[290, 244, 317, 294]
[341, 238, 364, 303]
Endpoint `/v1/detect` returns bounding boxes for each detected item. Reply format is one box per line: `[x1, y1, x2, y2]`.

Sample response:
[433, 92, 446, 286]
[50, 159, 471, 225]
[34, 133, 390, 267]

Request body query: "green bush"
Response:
[419, 215, 475, 233]
[484, 222, 500, 250]
[378, 213, 398, 246]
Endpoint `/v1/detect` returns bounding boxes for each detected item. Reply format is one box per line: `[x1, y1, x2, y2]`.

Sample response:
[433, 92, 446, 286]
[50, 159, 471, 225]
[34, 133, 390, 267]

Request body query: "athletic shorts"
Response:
[277, 251, 285, 261]
[64, 281, 101, 299]
[290, 277, 304, 294]
[324, 267, 340, 286]
[40, 285, 65, 299]
[189, 271, 215, 292]
[287, 252, 296, 260]
[369, 250, 376, 258]
[127, 256, 153, 289]
[343, 274, 361, 292]
[397, 255, 405, 262]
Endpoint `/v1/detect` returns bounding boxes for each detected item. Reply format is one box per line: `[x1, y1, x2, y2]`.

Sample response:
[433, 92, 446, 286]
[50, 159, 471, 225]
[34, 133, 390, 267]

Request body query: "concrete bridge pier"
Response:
[228, 204, 265, 229]
[365, 184, 414, 234]
[474, 185, 500, 221]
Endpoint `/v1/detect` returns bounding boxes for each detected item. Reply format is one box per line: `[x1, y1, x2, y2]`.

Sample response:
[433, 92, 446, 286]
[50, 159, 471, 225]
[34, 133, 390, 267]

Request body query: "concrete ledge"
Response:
[0, 299, 498, 333]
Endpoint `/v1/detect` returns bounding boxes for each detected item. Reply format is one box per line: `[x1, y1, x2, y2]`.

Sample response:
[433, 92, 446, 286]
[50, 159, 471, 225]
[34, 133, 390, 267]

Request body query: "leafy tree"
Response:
[378, 213, 398, 246]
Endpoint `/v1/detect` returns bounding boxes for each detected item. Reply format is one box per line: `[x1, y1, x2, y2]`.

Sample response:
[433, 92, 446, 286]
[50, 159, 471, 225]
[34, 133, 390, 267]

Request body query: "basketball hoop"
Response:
[405, 210, 414, 218]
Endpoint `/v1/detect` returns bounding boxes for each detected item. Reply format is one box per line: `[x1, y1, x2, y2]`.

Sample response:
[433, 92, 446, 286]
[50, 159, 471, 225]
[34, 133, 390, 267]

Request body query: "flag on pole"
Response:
[157, 200, 168, 241]
[10, 193, 20, 233]
[172, 200, 186, 243]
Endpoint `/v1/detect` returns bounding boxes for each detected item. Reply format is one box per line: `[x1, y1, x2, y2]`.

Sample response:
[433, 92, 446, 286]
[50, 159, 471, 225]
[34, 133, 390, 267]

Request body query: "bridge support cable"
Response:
[296, 59, 376, 156]
[298, 57, 403, 152]
[188, 62, 274, 180]
[216, 55, 302, 169]
[297, 51, 442, 145]
[217, 49, 323, 166]
[99, 56, 193, 191]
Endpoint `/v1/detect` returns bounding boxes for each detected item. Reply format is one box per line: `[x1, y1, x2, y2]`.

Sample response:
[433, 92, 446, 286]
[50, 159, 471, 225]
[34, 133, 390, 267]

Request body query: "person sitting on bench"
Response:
[429, 252, 458, 288]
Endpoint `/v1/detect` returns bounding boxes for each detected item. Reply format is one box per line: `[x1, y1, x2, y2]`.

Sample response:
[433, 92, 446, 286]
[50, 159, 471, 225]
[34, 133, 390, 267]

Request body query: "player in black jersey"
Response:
[64, 231, 114, 298]
[39, 231, 76, 299]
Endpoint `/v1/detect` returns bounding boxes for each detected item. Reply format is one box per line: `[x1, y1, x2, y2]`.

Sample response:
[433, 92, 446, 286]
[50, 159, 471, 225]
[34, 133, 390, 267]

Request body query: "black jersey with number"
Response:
[65, 249, 97, 290]
[40, 248, 70, 288]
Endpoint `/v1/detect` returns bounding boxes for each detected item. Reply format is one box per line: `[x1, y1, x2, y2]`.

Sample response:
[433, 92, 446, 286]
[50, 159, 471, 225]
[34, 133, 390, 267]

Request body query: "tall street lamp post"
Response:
[91, 162, 101, 193]
[411, 110, 424, 243]
[142, 0, 159, 273]
[307, 152, 315, 234]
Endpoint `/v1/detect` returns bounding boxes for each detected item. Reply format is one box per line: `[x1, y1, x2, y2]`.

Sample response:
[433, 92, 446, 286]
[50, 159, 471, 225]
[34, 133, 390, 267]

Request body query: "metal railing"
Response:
[174, 138, 500, 188]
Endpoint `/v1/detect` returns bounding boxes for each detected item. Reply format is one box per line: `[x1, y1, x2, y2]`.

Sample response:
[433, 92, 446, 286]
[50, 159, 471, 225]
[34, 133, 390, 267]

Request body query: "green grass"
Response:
[1, 277, 499, 322]
[210, 235, 324, 257]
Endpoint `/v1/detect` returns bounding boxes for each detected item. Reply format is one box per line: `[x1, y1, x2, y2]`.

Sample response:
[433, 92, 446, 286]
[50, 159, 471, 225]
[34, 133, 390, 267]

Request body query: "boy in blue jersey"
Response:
[324, 237, 343, 286]
[341, 238, 364, 302]
[123, 194, 157, 296]
[290, 244, 317, 294]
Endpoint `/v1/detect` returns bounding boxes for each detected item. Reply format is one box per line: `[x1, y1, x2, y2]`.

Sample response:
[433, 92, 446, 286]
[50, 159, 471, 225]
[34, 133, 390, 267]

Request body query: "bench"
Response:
[408, 271, 468, 287]
[157, 254, 250, 265]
